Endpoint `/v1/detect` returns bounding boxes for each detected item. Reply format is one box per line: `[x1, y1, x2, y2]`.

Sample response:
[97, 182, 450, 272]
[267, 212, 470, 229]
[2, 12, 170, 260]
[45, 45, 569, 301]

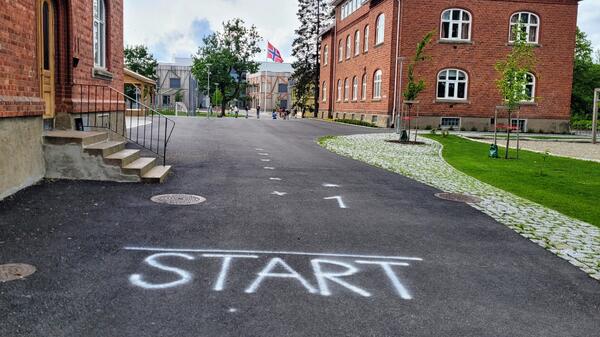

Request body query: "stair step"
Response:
[122, 157, 157, 176]
[104, 149, 140, 167]
[84, 141, 127, 157]
[142, 165, 172, 183]
[44, 130, 108, 145]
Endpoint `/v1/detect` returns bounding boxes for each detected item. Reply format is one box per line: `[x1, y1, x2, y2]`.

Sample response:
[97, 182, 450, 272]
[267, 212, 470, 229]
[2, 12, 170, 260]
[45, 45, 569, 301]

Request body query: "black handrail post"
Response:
[163, 119, 168, 166]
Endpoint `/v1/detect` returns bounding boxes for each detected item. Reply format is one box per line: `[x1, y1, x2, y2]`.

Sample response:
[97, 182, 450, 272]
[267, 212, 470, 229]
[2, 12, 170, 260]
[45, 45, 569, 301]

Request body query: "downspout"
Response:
[391, 0, 403, 128]
[331, 25, 337, 119]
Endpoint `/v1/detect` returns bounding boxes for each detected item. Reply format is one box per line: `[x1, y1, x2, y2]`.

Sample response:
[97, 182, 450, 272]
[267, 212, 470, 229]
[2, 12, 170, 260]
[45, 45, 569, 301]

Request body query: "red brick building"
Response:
[0, 0, 124, 198]
[318, 0, 579, 131]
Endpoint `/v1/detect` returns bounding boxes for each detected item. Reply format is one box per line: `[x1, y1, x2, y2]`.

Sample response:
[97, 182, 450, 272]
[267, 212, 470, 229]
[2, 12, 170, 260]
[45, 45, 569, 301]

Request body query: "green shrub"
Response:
[571, 120, 593, 130]
[430, 129, 437, 135]
[470, 127, 478, 132]
[425, 125, 432, 130]
[334, 119, 378, 128]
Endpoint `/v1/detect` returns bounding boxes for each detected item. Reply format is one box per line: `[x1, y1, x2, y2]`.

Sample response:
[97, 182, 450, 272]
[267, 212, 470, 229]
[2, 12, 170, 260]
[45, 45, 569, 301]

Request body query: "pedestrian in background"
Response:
[245, 105, 249, 119]
[234, 105, 239, 118]
[257, 105, 261, 119]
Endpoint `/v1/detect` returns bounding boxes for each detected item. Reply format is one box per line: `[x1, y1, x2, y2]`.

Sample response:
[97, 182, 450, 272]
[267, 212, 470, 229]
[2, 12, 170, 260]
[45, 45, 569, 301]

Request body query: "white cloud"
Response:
[578, 1, 600, 51]
[124, 0, 297, 62]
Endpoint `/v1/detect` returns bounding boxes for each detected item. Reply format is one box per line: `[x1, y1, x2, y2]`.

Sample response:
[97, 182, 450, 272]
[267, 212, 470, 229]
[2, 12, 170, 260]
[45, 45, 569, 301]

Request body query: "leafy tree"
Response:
[571, 28, 600, 120]
[192, 19, 261, 117]
[495, 23, 537, 159]
[291, 0, 332, 116]
[124, 45, 158, 103]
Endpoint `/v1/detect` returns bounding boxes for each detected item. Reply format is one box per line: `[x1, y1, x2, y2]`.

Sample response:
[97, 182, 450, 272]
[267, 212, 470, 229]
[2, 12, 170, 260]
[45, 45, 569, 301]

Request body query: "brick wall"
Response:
[0, 0, 124, 119]
[319, 0, 579, 127]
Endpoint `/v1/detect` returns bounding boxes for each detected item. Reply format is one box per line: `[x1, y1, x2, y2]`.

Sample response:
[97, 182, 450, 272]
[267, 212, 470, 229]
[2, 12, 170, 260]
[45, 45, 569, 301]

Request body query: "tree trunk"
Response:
[505, 111, 511, 159]
[220, 101, 226, 118]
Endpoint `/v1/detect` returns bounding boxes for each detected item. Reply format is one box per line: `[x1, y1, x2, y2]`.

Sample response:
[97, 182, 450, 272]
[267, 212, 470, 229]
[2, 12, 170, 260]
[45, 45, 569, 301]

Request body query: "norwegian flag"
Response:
[267, 42, 284, 63]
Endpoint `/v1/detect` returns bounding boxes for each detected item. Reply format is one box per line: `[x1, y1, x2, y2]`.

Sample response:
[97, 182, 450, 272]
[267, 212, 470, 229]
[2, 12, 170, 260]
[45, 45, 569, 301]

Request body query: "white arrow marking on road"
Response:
[264, 167, 275, 170]
[269, 178, 282, 181]
[323, 183, 340, 188]
[271, 191, 287, 196]
[261, 159, 271, 162]
[324, 196, 347, 209]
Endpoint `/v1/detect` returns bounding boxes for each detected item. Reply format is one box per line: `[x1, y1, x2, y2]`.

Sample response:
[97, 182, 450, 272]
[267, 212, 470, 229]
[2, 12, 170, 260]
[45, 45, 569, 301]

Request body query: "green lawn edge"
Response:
[423, 134, 600, 228]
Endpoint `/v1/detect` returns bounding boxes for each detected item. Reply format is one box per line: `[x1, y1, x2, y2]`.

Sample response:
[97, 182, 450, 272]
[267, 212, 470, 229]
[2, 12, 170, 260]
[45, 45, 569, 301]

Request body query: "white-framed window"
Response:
[441, 117, 461, 128]
[338, 40, 343, 62]
[354, 31, 360, 56]
[362, 74, 367, 100]
[375, 14, 385, 45]
[93, 0, 106, 68]
[352, 76, 358, 100]
[337, 80, 342, 101]
[364, 25, 369, 52]
[323, 45, 328, 66]
[437, 69, 468, 100]
[510, 12, 540, 44]
[322, 82, 327, 102]
[341, 0, 364, 20]
[373, 69, 382, 99]
[523, 72, 536, 102]
[344, 78, 350, 101]
[346, 35, 352, 59]
[511, 119, 527, 132]
[441, 8, 471, 41]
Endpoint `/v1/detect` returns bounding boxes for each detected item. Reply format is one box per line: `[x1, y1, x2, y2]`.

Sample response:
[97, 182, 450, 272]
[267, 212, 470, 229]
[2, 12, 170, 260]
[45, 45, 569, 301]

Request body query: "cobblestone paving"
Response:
[321, 133, 600, 281]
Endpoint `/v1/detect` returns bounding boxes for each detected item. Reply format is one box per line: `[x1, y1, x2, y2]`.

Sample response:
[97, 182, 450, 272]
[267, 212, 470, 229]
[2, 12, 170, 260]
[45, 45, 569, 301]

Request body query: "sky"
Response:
[124, 0, 600, 64]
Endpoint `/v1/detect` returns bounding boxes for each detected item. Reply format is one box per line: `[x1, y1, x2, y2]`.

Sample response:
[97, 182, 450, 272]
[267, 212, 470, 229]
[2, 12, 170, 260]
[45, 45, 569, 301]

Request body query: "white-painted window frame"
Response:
[440, 8, 472, 42]
[437, 68, 468, 100]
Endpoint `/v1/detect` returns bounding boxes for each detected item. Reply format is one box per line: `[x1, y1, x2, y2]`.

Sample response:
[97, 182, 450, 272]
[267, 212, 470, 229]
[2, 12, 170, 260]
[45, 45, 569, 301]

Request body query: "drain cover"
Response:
[151, 194, 206, 205]
[0, 264, 36, 282]
[435, 192, 482, 204]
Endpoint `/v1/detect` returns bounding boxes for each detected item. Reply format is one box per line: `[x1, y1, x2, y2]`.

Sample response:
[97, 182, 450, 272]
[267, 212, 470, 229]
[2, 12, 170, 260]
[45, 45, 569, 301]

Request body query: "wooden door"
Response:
[38, 0, 55, 119]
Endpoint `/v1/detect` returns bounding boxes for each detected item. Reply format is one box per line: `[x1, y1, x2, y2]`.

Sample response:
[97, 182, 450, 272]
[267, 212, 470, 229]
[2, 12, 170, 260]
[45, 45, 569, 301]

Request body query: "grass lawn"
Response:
[424, 135, 600, 228]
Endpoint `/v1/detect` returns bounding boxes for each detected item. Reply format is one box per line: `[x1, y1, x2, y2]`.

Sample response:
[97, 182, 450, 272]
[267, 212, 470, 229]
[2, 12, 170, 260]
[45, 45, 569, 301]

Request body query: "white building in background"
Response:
[156, 57, 205, 113]
[247, 62, 293, 111]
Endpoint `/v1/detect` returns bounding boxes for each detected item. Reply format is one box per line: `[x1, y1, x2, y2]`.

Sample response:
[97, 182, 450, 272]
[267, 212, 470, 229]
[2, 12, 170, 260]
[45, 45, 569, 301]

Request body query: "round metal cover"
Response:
[435, 192, 482, 204]
[0, 264, 36, 282]
[151, 194, 206, 205]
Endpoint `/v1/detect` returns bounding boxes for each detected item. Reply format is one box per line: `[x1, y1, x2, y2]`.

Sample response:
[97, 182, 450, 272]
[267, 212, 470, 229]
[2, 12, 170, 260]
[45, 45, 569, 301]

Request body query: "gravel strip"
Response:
[321, 133, 600, 281]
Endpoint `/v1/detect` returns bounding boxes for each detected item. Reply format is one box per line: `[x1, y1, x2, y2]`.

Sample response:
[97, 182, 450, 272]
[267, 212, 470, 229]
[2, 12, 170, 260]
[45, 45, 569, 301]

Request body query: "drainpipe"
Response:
[391, 0, 403, 129]
[331, 24, 337, 119]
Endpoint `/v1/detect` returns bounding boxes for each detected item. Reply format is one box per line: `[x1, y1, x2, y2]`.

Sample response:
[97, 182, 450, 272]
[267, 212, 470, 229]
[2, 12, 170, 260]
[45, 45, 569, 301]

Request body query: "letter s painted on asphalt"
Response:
[129, 253, 195, 290]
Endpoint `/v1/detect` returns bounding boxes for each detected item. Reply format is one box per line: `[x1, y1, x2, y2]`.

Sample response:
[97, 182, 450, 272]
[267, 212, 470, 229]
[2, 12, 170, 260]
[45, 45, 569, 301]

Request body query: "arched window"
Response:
[437, 69, 468, 100]
[337, 80, 342, 101]
[352, 76, 358, 100]
[323, 45, 328, 66]
[93, 0, 106, 68]
[346, 35, 352, 59]
[441, 8, 471, 41]
[523, 72, 536, 102]
[322, 82, 327, 102]
[375, 14, 385, 45]
[338, 40, 343, 62]
[354, 31, 360, 56]
[510, 12, 540, 43]
[364, 26, 369, 52]
[373, 70, 382, 99]
[362, 74, 367, 100]
[344, 78, 350, 101]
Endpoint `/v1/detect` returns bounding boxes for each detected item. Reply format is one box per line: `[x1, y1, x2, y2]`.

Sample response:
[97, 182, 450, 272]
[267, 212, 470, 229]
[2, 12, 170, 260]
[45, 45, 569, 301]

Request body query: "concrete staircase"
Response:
[43, 130, 171, 183]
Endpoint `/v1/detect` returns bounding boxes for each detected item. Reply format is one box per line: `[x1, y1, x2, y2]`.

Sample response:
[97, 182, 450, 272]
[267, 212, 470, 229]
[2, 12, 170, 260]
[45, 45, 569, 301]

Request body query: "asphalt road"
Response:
[1, 117, 599, 337]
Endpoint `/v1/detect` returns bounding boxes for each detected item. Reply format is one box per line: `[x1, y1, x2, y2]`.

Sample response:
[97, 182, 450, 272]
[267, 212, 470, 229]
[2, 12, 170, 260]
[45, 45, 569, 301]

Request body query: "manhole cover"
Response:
[151, 194, 206, 205]
[0, 264, 36, 282]
[435, 193, 482, 204]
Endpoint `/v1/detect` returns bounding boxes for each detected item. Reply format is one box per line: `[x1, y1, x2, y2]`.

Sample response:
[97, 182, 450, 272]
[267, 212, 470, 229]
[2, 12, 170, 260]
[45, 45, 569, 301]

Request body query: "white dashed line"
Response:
[258, 153, 269, 156]
[264, 167, 275, 170]
[271, 191, 287, 196]
[269, 178, 282, 181]
[261, 159, 271, 162]
[324, 196, 347, 209]
[323, 183, 341, 187]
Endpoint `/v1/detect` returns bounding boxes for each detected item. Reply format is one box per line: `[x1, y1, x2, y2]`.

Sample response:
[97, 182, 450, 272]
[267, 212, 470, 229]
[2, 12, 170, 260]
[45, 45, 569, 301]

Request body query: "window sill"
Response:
[93, 68, 114, 81]
[438, 39, 473, 45]
[374, 42, 384, 48]
[435, 99, 470, 105]
[519, 101, 538, 106]
[372, 98, 382, 102]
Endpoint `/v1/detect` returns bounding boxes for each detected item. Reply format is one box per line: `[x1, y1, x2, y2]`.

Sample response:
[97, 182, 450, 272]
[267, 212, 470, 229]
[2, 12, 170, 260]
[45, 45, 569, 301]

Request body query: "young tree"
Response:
[124, 45, 158, 102]
[191, 19, 261, 117]
[291, 0, 332, 116]
[401, 31, 433, 142]
[495, 23, 537, 159]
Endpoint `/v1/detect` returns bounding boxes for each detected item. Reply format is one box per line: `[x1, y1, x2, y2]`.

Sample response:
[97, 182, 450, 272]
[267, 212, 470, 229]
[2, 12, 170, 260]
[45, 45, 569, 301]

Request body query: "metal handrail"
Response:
[73, 84, 176, 165]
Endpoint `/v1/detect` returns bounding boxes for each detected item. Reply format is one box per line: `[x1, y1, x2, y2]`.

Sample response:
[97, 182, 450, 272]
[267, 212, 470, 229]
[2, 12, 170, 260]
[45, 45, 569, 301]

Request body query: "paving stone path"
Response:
[321, 133, 600, 281]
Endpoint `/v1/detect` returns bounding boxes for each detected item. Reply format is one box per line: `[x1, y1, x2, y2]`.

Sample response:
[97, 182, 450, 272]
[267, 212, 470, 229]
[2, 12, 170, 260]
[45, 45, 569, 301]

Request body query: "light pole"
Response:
[206, 63, 212, 119]
[593, 88, 599, 144]
[393, 56, 407, 134]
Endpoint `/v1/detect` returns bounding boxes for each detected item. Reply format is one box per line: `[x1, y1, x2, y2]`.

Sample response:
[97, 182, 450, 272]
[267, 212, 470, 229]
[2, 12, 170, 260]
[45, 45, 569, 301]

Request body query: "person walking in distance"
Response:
[256, 105, 261, 119]
[245, 105, 249, 119]
[234, 105, 239, 118]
